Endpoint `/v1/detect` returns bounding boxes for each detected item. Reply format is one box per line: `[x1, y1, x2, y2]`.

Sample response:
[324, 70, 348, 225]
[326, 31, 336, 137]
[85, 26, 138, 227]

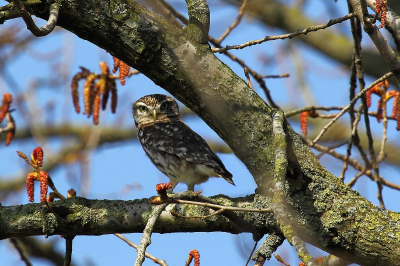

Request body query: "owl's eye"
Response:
[160, 102, 169, 110]
[139, 106, 148, 112]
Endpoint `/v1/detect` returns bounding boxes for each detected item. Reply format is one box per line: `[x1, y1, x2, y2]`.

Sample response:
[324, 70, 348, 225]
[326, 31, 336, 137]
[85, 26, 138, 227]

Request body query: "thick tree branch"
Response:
[14, 1, 400, 265]
[0, 195, 276, 239]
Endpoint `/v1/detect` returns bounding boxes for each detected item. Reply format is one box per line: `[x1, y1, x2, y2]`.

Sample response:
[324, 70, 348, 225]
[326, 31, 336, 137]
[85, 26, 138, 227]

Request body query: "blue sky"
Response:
[1, 1, 399, 265]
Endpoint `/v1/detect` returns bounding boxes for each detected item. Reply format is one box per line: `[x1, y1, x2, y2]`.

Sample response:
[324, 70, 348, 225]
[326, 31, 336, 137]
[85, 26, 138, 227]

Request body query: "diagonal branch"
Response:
[134, 203, 168, 266]
[365, 0, 400, 50]
[115, 233, 168, 266]
[215, 0, 248, 45]
[349, 0, 400, 85]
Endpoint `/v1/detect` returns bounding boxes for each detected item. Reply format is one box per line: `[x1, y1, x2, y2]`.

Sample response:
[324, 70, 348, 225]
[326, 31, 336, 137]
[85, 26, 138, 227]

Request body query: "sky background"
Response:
[1, 0, 399, 265]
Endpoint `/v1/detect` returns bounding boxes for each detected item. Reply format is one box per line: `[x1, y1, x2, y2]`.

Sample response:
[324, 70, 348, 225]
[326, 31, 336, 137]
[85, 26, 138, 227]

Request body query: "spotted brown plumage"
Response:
[132, 94, 234, 191]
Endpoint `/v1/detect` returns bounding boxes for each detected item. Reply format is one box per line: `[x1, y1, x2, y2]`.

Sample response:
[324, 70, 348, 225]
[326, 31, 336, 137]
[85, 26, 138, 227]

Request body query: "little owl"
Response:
[132, 94, 234, 192]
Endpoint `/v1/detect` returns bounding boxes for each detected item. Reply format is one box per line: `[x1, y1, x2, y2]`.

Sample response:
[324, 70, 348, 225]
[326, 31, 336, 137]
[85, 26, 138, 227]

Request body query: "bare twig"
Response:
[44, 200, 67, 222]
[158, 0, 188, 25]
[47, 176, 66, 200]
[346, 170, 366, 187]
[377, 99, 388, 163]
[63, 236, 73, 266]
[134, 203, 167, 266]
[303, 136, 400, 191]
[316, 140, 348, 159]
[349, 0, 400, 85]
[261, 73, 290, 79]
[173, 199, 272, 213]
[286, 106, 344, 117]
[340, 43, 358, 181]
[348, 9, 385, 208]
[244, 67, 254, 89]
[311, 72, 393, 146]
[245, 241, 258, 266]
[212, 13, 354, 53]
[215, 0, 247, 44]
[115, 233, 167, 266]
[9, 238, 32, 266]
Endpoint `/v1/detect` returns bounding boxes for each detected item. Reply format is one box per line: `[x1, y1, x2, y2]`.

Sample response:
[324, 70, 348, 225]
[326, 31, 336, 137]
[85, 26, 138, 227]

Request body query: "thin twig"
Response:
[212, 13, 355, 53]
[260, 73, 290, 79]
[215, 0, 247, 44]
[285, 106, 345, 117]
[346, 170, 366, 187]
[134, 203, 167, 266]
[244, 67, 254, 89]
[377, 99, 388, 163]
[63, 236, 73, 266]
[351, 105, 371, 177]
[340, 42, 358, 181]
[47, 176, 66, 200]
[115, 233, 168, 266]
[303, 136, 400, 191]
[316, 140, 348, 159]
[245, 241, 258, 266]
[173, 199, 272, 213]
[285, 105, 395, 119]
[158, 0, 188, 24]
[349, 11, 385, 208]
[11, 0, 59, 37]
[45, 200, 67, 222]
[10, 238, 32, 266]
[311, 72, 393, 146]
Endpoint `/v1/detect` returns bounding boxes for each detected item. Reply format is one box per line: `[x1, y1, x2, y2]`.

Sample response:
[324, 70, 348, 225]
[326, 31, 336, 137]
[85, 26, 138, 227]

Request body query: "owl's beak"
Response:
[153, 109, 157, 120]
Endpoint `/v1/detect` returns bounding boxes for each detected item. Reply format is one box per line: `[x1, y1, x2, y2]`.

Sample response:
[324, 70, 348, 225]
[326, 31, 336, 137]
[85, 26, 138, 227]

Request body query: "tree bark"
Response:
[11, 0, 400, 265]
[0, 195, 276, 238]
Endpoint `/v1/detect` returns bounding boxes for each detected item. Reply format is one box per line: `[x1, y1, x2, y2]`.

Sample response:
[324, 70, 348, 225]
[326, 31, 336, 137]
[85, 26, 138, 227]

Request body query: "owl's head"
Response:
[132, 94, 181, 127]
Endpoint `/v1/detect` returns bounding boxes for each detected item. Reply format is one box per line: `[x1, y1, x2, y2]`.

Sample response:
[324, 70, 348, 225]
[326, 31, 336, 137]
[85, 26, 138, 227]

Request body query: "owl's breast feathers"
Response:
[138, 121, 234, 184]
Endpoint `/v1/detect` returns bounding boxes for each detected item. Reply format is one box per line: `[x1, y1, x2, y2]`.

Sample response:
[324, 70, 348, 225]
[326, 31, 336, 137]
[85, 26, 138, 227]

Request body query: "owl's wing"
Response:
[139, 121, 232, 177]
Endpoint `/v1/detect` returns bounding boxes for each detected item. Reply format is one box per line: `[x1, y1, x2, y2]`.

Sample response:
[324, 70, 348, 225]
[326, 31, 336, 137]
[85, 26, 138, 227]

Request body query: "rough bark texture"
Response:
[0, 195, 275, 238]
[4, 0, 400, 265]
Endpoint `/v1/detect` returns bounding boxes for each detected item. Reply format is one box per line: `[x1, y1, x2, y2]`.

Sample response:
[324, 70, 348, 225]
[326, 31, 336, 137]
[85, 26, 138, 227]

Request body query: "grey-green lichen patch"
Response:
[7, 203, 43, 234]
[42, 212, 58, 235]
[109, 0, 133, 21]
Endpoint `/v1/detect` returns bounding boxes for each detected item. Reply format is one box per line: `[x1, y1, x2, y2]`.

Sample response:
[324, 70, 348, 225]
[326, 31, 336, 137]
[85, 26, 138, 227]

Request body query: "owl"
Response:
[132, 94, 234, 192]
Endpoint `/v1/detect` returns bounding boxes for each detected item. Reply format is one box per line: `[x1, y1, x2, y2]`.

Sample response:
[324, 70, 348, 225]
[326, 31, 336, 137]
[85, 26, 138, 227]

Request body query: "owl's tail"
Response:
[220, 172, 235, 186]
